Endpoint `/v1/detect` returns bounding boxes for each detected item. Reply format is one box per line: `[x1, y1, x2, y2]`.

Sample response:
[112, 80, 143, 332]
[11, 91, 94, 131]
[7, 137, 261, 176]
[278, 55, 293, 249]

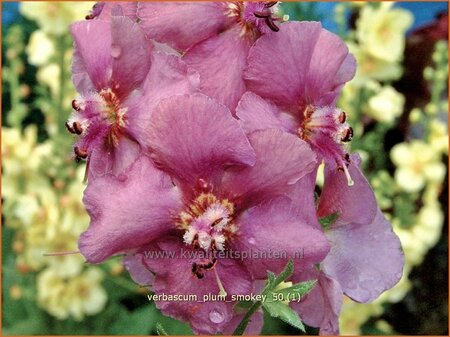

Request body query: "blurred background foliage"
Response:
[1, 2, 448, 335]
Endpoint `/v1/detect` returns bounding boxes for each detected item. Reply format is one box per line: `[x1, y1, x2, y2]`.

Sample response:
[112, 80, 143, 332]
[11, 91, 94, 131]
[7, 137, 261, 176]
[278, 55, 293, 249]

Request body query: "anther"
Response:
[72, 99, 80, 111]
[265, 16, 280, 32]
[254, 11, 270, 18]
[338, 111, 347, 124]
[341, 127, 353, 142]
[65, 121, 75, 134]
[72, 121, 83, 135]
[192, 234, 200, 249]
[74, 146, 88, 159]
[211, 218, 224, 227]
[265, 1, 278, 8]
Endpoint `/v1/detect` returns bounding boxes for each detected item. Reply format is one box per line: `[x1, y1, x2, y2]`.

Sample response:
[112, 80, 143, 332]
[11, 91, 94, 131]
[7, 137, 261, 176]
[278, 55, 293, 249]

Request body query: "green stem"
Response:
[232, 301, 263, 336]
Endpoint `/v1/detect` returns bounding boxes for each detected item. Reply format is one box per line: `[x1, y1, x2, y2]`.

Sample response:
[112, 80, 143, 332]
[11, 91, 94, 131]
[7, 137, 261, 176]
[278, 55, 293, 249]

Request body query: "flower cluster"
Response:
[67, 2, 404, 334]
[330, 4, 448, 334]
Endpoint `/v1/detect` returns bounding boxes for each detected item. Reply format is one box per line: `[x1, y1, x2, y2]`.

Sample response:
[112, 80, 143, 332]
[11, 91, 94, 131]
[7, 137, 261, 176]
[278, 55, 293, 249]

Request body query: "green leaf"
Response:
[156, 323, 168, 336]
[110, 305, 156, 335]
[266, 260, 294, 292]
[263, 301, 305, 332]
[318, 212, 339, 229]
[274, 280, 317, 299]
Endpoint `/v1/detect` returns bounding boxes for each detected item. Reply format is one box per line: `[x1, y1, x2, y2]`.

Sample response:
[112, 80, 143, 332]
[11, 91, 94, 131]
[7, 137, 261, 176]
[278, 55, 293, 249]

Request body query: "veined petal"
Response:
[322, 209, 404, 303]
[109, 16, 153, 99]
[293, 269, 342, 335]
[222, 129, 316, 203]
[244, 22, 322, 113]
[71, 19, 113, 93]
[318, 154, 377, 226]
[236, 91, 297, 134]
[184, 27, 251, 111]
[147, 93, 256, 186]
[244, 21, 355, 112]
[136, 2, 230, 51]
[79, 155, 182, 263]
[232, 196, 329, 279]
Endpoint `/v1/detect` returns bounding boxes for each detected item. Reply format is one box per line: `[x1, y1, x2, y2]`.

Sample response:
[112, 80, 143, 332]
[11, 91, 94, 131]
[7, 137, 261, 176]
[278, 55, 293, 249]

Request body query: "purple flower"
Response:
[240, 21, 378, 224]
[292, 209, 404, 335]
[288, 159, 404, 335]
[67, 12, 198, 179]
[79, 93, 329, 334]
[92, 1, 284, 110]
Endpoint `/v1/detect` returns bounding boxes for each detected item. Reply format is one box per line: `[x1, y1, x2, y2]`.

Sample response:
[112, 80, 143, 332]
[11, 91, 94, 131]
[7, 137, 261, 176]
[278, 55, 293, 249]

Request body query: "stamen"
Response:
[265, 16, 280, 32]
[72, 99, 80, 111]
[74, 146, 88, 159]
[211, 217, 224, 227]
[254, 11, 270, 18]
[338, 162, 354, 186]
[338, 111, 347, 124]
[265, 1, 278, 8]
[341, 127, 353, 142]
[73, 121, 83, 135]
[341, 127, 353, 143]
[43, 250, 80, 256]
[65, 121, 75, 134]
[214, 268, 227, 297]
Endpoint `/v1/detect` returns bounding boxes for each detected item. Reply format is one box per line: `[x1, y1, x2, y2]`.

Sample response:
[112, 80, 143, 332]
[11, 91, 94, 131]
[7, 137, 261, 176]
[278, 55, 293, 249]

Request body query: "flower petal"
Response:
[317, 153, 377, 225]
[71, 19, 113, 93]
[222, 129, 316, 203]
[109, 16, 153, 99]
[322, 209, 404, 303]
[79, 155, 182, 263]
[244, 22, 354, 112]
[147, 93, 256, 186]
[236, 91, 297, 134]
[136, 2, 230, 51]
[96, 2, 138, 21]
[232, 196, 330, 279]
[87, 135, 141, 180]
[123, 253, 155, 286]
[293, 269, 342, 335]
[184, 27, 251, 110]
[141, 238, 253, 335]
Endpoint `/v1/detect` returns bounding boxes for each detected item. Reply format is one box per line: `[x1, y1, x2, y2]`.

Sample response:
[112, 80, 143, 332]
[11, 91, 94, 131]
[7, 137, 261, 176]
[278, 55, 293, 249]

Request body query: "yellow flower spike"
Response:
[20, 2, 93, 36]
[366, 86, 405, 124]
[37, 267, 107, 321]
[391, 140, 446, 193]
[26, 30, 55, 66]
[429, 120, 449, 154]
[356, 3, 413, 63]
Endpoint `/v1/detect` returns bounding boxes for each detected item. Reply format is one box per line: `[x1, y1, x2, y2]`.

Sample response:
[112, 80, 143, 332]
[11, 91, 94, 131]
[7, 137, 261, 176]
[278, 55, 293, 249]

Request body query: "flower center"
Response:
[299, 105, 355, 186]
[65, 88, 128, 161]
[178, 193, 235, 279]
[225, 1, 283, 38]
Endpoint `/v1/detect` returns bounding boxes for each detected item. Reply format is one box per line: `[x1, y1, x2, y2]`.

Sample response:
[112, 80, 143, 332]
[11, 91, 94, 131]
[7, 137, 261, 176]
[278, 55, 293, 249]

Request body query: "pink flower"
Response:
[67, 11, 198, 179]
[240, 21, 379, 224]
[287, 159, 404, 335]
[79, 94, 329, 334]
[92, 2, 284, 110]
